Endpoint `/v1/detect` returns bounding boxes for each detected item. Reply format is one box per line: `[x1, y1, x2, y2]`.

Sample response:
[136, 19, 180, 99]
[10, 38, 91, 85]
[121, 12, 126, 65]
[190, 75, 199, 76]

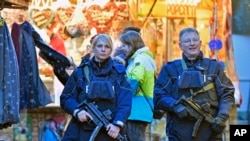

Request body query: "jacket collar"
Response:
[131, 46, 150, 58]
[89, 57, 113, 76]
[182, 51, 203, 67]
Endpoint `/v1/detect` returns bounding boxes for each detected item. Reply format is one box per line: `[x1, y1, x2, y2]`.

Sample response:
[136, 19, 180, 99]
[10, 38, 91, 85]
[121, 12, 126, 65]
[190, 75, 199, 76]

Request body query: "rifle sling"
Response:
[191, 83, 215, 97]
[89, 123, 102, 141]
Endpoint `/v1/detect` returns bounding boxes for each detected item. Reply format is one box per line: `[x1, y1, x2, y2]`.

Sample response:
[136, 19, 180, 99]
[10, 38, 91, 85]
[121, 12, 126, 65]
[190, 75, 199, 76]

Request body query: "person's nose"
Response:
[101, 46, 106, 51]
[190, 40, 195, 45]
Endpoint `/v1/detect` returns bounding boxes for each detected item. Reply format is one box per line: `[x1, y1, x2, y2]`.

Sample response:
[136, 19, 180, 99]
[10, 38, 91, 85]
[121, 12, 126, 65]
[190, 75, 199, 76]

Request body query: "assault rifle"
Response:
[177, 96, 215, 137]
[77, 100, 128, 141]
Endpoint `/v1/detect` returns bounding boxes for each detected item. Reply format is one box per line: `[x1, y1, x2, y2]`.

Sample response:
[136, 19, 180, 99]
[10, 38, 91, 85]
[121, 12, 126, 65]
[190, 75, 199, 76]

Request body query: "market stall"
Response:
[0, 0, 241, 140]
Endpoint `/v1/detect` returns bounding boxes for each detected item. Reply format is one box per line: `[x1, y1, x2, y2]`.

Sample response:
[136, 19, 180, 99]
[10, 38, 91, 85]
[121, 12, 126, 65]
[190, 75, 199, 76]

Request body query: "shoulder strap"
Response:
[83, 66, 90, 85]
[140, 88, 154, 112]
[202, 58, 217, 75]
[181, 59, 187, 70]
[174, 59, 195, 95]
[173, 59, 183, 75]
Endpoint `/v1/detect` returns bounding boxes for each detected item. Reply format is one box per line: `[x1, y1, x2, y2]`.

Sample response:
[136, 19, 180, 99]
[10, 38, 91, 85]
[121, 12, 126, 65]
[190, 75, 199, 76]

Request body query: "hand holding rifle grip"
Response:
[178, 96, 215, 137]
[77, 100, 128, 141]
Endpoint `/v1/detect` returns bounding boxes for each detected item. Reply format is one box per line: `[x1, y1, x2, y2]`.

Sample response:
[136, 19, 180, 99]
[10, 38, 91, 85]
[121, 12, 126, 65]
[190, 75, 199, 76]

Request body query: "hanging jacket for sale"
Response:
[0, 17, 20, 129]
[11, 21, 52, 110]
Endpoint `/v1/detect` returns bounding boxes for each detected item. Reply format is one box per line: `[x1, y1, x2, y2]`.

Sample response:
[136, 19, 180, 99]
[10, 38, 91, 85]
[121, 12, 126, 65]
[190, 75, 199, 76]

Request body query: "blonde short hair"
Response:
[91, 34, 113, 51]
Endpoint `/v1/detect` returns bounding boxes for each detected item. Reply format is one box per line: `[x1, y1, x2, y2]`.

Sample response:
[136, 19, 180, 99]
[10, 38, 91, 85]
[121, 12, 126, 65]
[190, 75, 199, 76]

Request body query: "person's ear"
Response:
[179, 42, 184, 50]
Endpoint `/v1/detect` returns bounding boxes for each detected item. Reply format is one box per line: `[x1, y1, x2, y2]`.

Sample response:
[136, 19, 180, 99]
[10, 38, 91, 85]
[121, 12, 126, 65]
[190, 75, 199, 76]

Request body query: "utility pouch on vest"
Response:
[87, 80, 115, 101]
[178, 71, 204, 89]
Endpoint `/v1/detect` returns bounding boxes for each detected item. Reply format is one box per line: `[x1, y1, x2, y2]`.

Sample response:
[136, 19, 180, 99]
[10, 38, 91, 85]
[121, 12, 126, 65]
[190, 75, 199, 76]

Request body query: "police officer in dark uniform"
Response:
[60, 34, 132, 141]
[153, 27, 235, 141]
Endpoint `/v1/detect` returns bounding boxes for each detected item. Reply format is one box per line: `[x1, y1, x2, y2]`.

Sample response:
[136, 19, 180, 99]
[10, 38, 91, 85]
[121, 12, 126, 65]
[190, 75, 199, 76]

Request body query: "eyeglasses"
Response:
[181, 38, 200, 44]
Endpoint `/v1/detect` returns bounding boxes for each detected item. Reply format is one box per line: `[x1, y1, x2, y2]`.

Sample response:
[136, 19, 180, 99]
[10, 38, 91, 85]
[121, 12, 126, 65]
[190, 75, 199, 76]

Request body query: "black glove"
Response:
[194, 99, 211, 113]
[173, 104, 189, 119]
[211, 116, 227, 133]
[200, 103, 211, 113]
[153, 109, 165, 119]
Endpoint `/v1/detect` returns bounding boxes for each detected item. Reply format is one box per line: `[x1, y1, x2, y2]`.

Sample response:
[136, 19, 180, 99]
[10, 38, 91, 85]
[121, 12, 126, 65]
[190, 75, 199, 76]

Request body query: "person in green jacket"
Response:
[118, 30, 157, 141]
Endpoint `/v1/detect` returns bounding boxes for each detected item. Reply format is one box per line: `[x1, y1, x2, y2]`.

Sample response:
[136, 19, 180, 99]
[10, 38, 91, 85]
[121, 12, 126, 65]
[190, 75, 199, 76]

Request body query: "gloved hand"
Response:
[200, 103, 210, 113]
[194, 99, 211, 113]
[173, 104, 189, 119]
[211, 116, 227, 133]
